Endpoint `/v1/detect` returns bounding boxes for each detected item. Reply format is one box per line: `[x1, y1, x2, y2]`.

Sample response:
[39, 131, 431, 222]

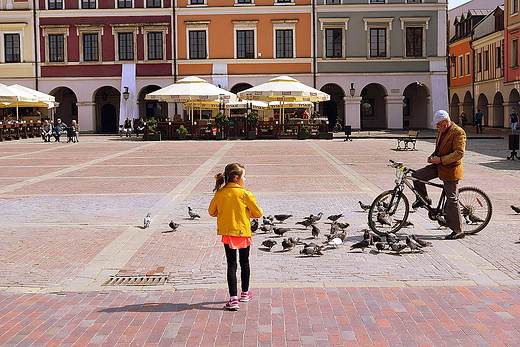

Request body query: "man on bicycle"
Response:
[411, 110, 467, 240]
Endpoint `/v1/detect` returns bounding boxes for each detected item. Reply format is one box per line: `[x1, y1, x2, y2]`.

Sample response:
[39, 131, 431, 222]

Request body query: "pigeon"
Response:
[299, 244, 323, 256]
[168, 220, 180, 231]
[411, 234, 432, 247]
[376, 212, 392, 226]
[143, 213, 151, 228]
[330, 223, 340, 234]
[188, 207, 200, 220]
[362, 229, 381, 244]
[305, 212, 323, 223]
[274, 214, 293, 223]
[263, 216, 274, 225]
[281, 238, 295, 251]
[311, 224, 320, 239]
[375, 242, 386, 251]
[260, 224, 272, 233]
[385, 232, 400, 244]
[262, 239, 277, 251]
[511, 205, 520, 214]
[296, 219, 314, 228]
[325, 231, 347, 242]
[406, 236, 423, 253]
[327, 237, 343, 248]
[395, 219, 415, 228]
[327, 214, 343, 222]
[288, 236, 302, 245]
[350, 239, 370, 252]
[359, 201, 371, 211]
[467, 213, 484, 224]
[335, 222, 350, 231]
[251, 219, 259, 232]
[388, 241, 408, 254]
[273, 227, 290, 237]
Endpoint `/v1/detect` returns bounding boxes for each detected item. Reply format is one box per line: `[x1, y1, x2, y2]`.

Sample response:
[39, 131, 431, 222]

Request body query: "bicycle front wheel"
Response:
[368, 190, 410, 236]
[458, 186, 492, 234]
[333, 122, 342, 133]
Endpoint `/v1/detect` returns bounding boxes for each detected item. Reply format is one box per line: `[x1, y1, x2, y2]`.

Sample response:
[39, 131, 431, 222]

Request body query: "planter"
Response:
[146, 133, 162, 141]
[216, 131, 225, 140]
[178, 133, 187, 140]
[318, 132, 333, 139]
[246, 131, 256, 140]
[298, 133, 309, 140]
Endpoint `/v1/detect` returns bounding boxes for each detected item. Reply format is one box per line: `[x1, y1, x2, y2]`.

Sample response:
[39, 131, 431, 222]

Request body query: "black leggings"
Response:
[224, 244, 250, 297]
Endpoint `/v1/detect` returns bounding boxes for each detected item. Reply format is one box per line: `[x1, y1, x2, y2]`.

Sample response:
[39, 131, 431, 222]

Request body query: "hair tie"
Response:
[214, 173, 223, 180]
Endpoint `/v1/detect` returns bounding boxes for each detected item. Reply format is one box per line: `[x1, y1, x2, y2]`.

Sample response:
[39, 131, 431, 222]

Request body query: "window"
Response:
[513, 0, 519, 14]
[190, 0, 204, 4]
[82, 0, 95, 8]
[326, 0, 340, 3]
[49, 34, 64, 62]
[237, 30, 254, 58]
[147, 0, 161, 6]
[512, 39, 518, 67]
[147, 32, 163, 60]
[370, 0, 384, 3]
[370, 28, 386, 57]
[83, 34, 99, 61]
[277, 0, 292, 2]
[48, 0, 63, 9]
[466, 53, 471, 74]
[275, 30, 293, 58]
[325, 28, 342, 58]
[476, 52, 482, 72]
[118, 0, 132, 8]
[405, 27, 422, 57]
[459, 56, 463, 76]
[483, 50, 489, 71]
[189, 31, 206, 59]
[118, 33, 134, 60]
[496, 46, 501, 68]
[407, 0, 421, 2]
[4, 34, 20, 63]
[237, 0, 252, 3]
[451, 59, 457, 78]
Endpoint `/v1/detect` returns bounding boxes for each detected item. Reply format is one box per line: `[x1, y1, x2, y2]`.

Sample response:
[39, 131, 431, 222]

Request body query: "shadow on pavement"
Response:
[99, 301, 226, 313]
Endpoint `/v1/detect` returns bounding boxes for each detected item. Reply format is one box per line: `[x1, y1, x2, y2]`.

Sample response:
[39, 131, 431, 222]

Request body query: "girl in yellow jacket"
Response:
[208, 163, 263, 311]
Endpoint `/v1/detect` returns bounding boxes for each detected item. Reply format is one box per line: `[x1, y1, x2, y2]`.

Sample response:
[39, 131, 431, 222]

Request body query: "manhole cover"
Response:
[103, 275, 169, 286]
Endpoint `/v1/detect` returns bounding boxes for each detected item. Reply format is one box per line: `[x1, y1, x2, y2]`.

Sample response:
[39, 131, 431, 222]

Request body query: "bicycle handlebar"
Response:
[388, 159, 415, 173]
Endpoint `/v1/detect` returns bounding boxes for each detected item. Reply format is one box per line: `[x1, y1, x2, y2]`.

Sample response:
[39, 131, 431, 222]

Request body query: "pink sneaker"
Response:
[240, 291, 253, 302]
[224, 298, 239, 311]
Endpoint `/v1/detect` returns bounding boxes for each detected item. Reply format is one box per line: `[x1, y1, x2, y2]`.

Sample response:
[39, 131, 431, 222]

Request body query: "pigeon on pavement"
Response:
[144, 213, 151, 228]
[411, 234, 432, 247]
[262, 239, 277, 251]
[168, 220, 180, 231]
[274, 214, 293, 223]
[311, 224, 320, 239]
[188, 207, 200, 220]
[359, 201, 371, 211]
[511, 205, 520, 214]
[273, 227, 290, 237]
[327, 214, 343, 222]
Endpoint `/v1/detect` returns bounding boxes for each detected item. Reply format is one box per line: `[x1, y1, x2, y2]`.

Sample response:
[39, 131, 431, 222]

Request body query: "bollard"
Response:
[344, 125, 352, 142]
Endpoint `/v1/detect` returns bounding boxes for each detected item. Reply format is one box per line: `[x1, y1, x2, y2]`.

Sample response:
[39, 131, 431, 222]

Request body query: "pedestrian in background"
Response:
[41, 119, 52, 142]
[208, 163, 263, 311]
[459, 111, 467, 128]
[510, 107, 518, 135]
[474, 109, 483, 134]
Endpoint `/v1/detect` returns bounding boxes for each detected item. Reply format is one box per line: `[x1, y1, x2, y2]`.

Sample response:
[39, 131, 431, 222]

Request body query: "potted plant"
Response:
[214, 112, 229, 140]
[299, 125, 310, 139]
[176, 124, 188, 140]
[145, 117, 161, 141]
[246, 112, 259, 140]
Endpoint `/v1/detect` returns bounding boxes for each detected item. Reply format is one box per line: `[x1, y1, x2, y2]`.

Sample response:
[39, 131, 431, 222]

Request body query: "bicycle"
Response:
[332, 117, 343, 133]
[367, 160, 492, 236]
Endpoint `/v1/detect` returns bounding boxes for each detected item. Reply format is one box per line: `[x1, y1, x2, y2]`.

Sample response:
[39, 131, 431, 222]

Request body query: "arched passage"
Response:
[360, 83, 387, 130]
[94, 86, 120, 133]
[403, 82, 429, 128]
[320, 83, 345, 131]
[492, 92, 504, 127]
[51, 87, 78, 125]
[139, 85, 167, 120]
[476, 94, 489, 126]
[230, 83, 253, 94]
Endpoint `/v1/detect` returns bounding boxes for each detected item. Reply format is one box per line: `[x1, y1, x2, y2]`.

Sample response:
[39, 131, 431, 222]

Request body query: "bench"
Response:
[396, 130, 419, 151]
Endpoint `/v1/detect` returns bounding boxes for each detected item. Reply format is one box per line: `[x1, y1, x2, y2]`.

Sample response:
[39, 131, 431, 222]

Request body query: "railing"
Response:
[0, 122, 43, 141]
[144, 120, 330, 140]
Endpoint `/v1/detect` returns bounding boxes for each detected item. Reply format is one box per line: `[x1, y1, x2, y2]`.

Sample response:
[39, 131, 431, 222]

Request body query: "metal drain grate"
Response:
[103, 275, 169, 286]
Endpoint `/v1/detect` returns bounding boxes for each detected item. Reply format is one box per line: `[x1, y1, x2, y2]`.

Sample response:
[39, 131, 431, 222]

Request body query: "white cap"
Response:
[431, 110, 450, 125]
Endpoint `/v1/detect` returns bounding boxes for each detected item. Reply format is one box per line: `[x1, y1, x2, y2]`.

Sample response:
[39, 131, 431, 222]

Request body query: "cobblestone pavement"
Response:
[1, 134, 520, 346]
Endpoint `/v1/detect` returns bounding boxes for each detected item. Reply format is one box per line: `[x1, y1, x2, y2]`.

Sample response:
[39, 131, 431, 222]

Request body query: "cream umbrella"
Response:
[6, 85, 57, 120]
[145, 76, 236, 124]
[237, 76, 329, 123]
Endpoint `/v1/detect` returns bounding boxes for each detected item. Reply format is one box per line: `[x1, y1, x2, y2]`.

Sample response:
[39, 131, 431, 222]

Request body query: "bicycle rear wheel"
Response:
[368, 190, 410, 236]
[458, 186, 492, 234]
[333, 122, 342, 133]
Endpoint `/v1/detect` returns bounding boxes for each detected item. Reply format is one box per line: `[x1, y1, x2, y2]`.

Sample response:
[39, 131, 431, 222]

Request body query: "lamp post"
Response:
[122, 87, 129, 132]
[219, 93, 225, 115]
[349, 83, 355, 98]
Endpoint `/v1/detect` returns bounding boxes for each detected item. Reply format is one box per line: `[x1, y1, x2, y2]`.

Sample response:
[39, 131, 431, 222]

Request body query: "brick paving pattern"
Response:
[0, 133, 519, 346]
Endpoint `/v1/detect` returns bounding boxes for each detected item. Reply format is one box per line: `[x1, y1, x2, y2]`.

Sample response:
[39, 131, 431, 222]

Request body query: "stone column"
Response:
[344, 96, 361, 130]
[385, 95, 405, 129]
[76, 102, 96, 132]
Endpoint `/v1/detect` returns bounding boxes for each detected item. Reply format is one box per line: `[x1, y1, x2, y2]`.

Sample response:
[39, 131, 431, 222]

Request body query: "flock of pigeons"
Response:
[141, 201, 435, 256]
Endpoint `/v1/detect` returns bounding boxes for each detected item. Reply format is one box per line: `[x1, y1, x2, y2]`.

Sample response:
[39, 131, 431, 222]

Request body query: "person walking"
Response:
[411, 110, 466, 240]
[510, 107, 518, 135]
[474, 109, 483, 134]
[459, 111, 467, 128]
[208, 163, 263, 311]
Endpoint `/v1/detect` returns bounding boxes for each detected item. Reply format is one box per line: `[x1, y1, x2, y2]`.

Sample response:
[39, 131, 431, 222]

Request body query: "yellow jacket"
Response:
[433, 122, 466, 181]
[208, 182, 263, 237]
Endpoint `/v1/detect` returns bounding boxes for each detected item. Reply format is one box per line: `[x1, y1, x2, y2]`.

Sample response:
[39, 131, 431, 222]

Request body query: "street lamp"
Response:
[449, 54, 457, 68]
[349, 83, 355, 98]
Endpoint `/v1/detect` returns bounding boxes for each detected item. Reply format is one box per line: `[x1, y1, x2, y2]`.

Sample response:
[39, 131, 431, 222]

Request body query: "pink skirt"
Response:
[222, 235, 252, 249]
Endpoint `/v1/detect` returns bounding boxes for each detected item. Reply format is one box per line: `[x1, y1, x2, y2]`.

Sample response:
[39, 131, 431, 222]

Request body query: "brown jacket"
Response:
[433, 122, 466, 181]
